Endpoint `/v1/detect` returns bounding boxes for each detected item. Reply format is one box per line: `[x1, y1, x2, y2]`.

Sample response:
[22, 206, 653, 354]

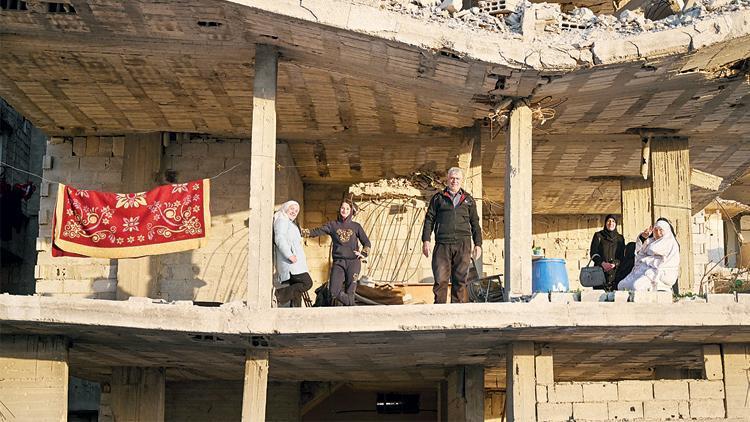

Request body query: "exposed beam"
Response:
[690, 168, 723, 191]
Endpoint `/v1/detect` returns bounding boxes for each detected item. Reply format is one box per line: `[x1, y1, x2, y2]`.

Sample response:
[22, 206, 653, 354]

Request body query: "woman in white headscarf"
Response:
[617, 218, 680, 291]
[273, 200, 312, 306]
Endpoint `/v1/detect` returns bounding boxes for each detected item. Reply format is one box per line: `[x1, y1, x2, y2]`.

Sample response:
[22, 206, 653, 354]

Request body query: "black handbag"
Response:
[580, 255, 606, 288]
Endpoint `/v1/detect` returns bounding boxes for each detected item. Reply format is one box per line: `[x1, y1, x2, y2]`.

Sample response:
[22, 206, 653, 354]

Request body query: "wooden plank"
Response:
[504, 103, 533, 297]
[650, 136, 694, 293]
[621, 178, 652, 243]
[241, 349, 269, 422]
[117, 133, 163, 300]
[690, 168, 723, 191]
[506, 342, 536, 421]
[247, 44, 278, 309]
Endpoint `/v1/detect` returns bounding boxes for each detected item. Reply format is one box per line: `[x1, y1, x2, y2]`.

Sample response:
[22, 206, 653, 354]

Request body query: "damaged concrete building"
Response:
[1, 0, 750, 420]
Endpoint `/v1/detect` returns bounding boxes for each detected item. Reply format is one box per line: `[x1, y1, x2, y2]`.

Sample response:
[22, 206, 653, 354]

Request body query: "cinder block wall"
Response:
[693, 209, 726, 289]
[484, 215, 608, 290]
[537, 380, 726, 421]
[0, 335, 69, 421]
[157, 137, 303, 302]
[36, 135, 304, 303]
[157, 135, 252, 302]
[36, 135, 127, 299]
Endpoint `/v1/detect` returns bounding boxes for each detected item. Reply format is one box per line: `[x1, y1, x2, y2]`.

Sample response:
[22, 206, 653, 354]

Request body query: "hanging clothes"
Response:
[0, 179, 35, 241]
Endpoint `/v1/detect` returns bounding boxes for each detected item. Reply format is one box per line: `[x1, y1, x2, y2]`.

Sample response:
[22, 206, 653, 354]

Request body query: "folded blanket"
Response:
[53, 180, 210, 258]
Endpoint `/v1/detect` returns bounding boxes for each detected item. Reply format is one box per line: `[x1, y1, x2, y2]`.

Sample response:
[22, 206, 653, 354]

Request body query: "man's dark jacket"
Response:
[422, 188, 482, 246]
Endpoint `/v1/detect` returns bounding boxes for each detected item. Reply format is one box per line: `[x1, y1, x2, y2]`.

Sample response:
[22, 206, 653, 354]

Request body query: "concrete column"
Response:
[247, 44, 278, 309]
[649, 135, 694, 293]
[620, 177, 652, 243]
[117, 132, 163, 300]
[241, 349, 269, 422]
[702, 344, 723, 381]
[110, 367, 165, 421]
[506, 341, 536, 422]
[0, 335, 69, 421]
[722, 343, 750, 418]
[504, 103, 533, 298]
[446, 366, 485, 422]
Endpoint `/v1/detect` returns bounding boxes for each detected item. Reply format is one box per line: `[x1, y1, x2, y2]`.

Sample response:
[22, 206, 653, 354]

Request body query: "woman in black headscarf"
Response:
[589, 214, 626, 291]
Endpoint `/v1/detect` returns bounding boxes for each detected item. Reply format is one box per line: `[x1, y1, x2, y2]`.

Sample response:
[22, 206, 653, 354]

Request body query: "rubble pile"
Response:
[372, 0, 517, 33]
[349, 171, 444, 199]
[366, 0, 750, 40]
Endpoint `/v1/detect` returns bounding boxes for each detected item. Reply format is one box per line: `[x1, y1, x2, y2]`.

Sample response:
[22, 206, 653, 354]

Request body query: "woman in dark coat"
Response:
[589, 214, 626, 291]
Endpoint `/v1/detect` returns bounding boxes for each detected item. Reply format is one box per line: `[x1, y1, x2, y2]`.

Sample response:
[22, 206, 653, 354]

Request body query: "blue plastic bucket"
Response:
[532, 258, 569, 292]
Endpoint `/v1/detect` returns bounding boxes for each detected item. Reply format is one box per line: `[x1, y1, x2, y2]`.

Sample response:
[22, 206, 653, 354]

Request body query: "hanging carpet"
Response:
[53, 180, 210, 258]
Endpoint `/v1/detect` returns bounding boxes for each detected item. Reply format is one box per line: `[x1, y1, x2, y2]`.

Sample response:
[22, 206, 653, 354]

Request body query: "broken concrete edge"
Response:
[1, 294, 749, 337]
[591, 11, 750, 65]
[230, 0, 750, 71]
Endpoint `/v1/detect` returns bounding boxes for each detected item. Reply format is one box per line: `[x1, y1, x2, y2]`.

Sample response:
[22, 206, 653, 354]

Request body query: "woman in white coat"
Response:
[617, 219, 680, 292]
[273, 200, 313, 306]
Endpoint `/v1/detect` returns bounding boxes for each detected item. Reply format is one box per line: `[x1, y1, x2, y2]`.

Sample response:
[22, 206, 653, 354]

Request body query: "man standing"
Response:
[422, 167, 482, 303]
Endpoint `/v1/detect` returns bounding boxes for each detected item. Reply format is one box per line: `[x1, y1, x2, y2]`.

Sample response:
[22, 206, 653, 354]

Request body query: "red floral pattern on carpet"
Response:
[52, 180, 210, 258]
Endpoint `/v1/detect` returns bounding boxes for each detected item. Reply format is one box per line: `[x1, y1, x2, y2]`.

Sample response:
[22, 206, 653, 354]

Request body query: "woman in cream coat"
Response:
[617, 219, 680, 292]
[273, 200, 312, 306]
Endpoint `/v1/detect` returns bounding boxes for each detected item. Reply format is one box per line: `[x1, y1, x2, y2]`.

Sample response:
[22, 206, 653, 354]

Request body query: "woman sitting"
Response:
[617, 219, 680, 292]
[273, 200, 313, 307]
[589, 214, 626, 291]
